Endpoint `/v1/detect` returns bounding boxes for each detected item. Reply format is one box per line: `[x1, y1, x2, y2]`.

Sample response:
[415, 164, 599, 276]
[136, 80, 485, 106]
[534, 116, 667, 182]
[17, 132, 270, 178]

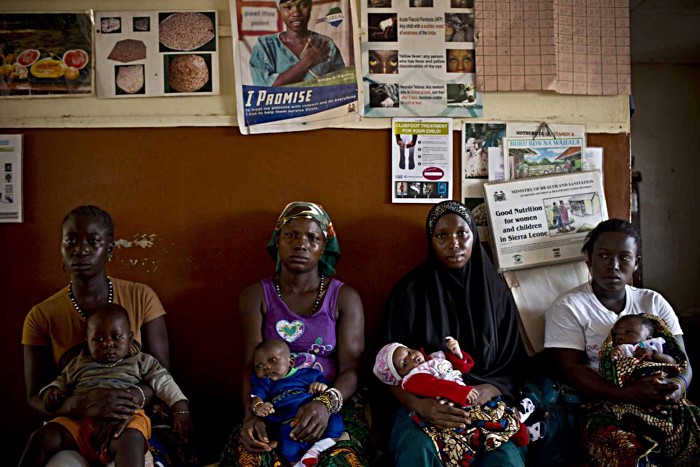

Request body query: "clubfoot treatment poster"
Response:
[361, 0, 482, 117]
[392, 117, 452, 203]
[231, 0, 362, 134]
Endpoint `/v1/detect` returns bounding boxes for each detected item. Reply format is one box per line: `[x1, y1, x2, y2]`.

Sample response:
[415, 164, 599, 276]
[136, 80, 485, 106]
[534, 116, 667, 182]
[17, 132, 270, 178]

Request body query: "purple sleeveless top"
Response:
[262, 277, 342, 382]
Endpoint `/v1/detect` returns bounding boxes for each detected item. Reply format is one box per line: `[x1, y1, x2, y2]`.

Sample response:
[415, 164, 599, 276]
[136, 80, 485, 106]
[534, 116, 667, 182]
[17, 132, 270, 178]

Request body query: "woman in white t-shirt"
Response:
[544, 218, 695, 465]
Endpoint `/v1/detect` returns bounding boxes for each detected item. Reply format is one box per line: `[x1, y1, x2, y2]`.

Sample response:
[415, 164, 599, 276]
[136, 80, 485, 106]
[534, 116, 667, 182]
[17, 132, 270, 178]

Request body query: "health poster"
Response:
[95, 11, 220, 97]
[392, 118, 453, 204]
[484, 170, 607, 271]
[461, 123, 506, 241]
[361, 0, 482, 117]
[230, 0, 362, 134]
[504, 136, 585, 180]
[0, 135, 23, 223]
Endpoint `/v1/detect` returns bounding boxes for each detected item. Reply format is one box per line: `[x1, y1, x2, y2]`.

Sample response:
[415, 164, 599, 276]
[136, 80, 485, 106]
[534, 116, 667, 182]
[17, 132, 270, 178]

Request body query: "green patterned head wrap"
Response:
[267, 201, 340, 276]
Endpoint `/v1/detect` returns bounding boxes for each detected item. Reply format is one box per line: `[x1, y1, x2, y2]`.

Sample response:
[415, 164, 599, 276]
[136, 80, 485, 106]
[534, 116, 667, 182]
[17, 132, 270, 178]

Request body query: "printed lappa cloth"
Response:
[582, 314, 700, 467]
[411, 397, 525, 466]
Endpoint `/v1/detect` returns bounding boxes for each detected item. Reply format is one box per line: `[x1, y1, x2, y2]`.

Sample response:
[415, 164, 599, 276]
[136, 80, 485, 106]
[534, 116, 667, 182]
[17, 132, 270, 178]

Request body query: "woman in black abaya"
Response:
[379, 200, 527, 467]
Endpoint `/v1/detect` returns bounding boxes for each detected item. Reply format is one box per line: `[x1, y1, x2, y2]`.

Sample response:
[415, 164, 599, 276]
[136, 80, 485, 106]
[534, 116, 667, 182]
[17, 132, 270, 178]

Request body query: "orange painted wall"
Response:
[0, 127, 629, 463]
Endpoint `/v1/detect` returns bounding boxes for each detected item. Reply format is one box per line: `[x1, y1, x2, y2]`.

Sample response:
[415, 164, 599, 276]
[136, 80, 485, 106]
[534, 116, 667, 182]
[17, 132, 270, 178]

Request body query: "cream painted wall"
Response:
[631, 64, 700, 312]
[1, 0, 630, 132]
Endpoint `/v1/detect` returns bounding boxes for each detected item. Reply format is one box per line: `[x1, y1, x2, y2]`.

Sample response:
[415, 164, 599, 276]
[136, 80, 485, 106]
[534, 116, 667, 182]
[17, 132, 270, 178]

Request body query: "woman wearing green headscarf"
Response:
[220, 202, 368, 466]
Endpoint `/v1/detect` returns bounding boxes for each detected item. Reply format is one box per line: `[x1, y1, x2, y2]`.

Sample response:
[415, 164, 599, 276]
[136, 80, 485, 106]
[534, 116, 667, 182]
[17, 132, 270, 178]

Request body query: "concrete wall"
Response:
[631, 64, 700, 313]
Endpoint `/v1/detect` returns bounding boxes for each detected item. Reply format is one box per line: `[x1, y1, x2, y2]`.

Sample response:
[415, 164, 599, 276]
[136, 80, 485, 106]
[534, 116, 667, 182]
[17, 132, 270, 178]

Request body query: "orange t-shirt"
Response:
[22, 277, 166, 367]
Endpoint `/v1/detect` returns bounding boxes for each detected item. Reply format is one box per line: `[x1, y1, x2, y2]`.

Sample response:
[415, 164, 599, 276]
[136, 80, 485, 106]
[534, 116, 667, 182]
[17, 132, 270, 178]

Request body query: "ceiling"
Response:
[631, 0, 700, 63]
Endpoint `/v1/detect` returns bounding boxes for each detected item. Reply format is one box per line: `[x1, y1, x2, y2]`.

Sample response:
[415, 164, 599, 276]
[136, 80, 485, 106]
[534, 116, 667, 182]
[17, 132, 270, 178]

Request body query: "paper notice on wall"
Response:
[230, 0, 362, 134]
[392, 118, 453, 204]
[94, 11, 220, 97]
[361, 0, 482, 117]
[475, 0, 631, 95]
[0, 135, 23, 223]
[484, 170, 607, 271]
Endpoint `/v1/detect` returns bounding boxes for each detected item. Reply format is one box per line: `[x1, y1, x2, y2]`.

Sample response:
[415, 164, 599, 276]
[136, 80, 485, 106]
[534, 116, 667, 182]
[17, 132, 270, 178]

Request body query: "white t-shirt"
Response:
[544, 282, 682, 371]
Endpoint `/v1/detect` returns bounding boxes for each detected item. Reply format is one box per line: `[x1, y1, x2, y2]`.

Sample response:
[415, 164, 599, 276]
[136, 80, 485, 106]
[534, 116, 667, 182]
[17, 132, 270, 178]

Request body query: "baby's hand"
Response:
[611, 346, 622, 360]
[42, 387, 65, 411]
[173, 412, 193, 443]
[308, 382, 328, 395]
[445, 336, 463, 359]
[633, 346, 654, 360]
[254, 402, 275, 417]
[466, 388, 479, 405]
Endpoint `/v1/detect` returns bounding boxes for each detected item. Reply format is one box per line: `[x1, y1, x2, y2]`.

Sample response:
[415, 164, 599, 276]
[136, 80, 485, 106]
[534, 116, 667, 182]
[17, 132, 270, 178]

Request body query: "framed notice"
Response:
[484, 170, 607, 271]
[0, 134, 23, 222]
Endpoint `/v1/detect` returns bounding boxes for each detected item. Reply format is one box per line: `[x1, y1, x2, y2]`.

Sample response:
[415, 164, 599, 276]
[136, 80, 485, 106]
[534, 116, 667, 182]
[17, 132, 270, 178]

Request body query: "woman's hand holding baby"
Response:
[42, 386, 65, 412]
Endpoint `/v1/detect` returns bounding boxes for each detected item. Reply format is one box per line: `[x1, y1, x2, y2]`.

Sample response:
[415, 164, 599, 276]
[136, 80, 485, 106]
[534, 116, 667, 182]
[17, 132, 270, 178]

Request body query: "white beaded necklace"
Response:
[68, 277, 114, 320]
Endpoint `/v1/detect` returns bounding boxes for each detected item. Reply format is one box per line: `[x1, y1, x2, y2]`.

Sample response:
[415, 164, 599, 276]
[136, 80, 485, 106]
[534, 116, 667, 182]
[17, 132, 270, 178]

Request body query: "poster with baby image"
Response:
[94, 10, 220, 98]
[484, 170, 607, 271]
[361, 0, 481, 117]
[392, 117, 453, 204]
[230, 0, 362, 134]
[461, 123, 506, 242]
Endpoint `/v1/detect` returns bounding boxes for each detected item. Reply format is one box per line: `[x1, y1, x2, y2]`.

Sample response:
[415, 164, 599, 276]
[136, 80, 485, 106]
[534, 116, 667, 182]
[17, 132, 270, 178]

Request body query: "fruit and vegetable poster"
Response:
[484, 170, 607, 271]
[392, 117, 453, 204]
[361, 0, 482, 117]
[94, 10, 220, 97]
[0, 135, 23, 223]
[0, 13, 93, 97]
[230, 0, 362, 135]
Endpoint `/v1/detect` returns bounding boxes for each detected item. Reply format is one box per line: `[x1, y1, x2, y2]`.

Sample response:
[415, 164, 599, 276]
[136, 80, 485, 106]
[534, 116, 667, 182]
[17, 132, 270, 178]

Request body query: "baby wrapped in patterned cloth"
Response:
[374, 337, 528, 466]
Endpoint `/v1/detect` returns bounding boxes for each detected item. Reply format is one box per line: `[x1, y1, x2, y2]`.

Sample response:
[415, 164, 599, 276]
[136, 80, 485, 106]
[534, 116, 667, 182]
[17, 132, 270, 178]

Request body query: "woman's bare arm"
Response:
[141, 316, 170, 370]
[237, 282, 275, 453]
[24, 344, 57, 417]
[332, 284, 364, 400]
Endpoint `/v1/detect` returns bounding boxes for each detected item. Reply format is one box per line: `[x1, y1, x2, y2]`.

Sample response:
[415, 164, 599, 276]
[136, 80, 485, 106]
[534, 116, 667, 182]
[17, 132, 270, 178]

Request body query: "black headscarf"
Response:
[380, 200, 526, 398]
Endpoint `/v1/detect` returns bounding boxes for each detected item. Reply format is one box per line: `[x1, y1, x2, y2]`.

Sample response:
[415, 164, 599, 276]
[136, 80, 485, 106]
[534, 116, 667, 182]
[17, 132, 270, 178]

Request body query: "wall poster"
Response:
[0, 13, 93, 97]
[484, 170, 607, 271]
[361, 0, 482, 117]
[0, 134, 23, 223]
[392, 117, 453, 204]
[94, 10, 220, 97]
[461, 123, 505, 241]
[230, 0, 362, 134]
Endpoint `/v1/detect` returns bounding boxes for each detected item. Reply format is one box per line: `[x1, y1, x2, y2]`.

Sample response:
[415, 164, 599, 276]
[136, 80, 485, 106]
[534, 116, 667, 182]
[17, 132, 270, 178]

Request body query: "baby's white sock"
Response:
[294, 438, 336, 467]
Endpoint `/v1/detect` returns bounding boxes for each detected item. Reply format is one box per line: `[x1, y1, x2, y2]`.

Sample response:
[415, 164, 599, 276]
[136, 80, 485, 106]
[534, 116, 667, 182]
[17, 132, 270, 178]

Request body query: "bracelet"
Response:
[313, 388, 343, 414]
[133, 385, 146, 410]
[676, 374, 689, 388]
[671, 377, 687, 399]
[325, 387, 343, 414]
[313, 393, 333, 413]
[172, 410, 190, 415]
[252, 400, 264, 414]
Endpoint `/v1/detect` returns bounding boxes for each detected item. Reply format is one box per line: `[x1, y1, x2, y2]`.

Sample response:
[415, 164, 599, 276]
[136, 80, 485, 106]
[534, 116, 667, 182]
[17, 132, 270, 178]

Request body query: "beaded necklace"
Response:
[274, 274, 326, 314]
[68, 277, 114, 320]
